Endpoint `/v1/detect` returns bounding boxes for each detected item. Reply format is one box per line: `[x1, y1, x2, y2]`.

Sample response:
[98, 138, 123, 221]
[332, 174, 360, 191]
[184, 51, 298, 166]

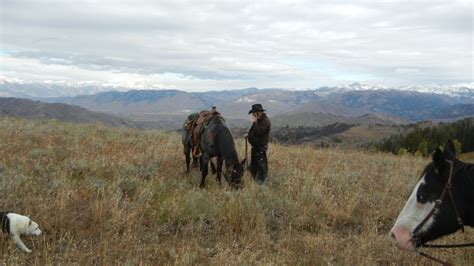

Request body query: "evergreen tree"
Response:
[377, 118, 474, 155]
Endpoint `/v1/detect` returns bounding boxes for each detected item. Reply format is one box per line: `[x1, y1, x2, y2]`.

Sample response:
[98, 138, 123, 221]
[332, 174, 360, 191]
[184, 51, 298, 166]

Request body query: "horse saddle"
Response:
[184, 113, 199, 131]
[191, 109, 221, 157]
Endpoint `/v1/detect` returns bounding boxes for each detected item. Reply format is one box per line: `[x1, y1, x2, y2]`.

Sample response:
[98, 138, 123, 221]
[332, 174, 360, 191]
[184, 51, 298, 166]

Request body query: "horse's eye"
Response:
[416, 186, 430, 203]
[417, 188, 430, 202]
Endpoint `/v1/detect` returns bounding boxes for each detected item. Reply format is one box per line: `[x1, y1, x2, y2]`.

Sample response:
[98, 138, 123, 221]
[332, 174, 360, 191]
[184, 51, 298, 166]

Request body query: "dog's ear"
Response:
[28, 218, 32, 226]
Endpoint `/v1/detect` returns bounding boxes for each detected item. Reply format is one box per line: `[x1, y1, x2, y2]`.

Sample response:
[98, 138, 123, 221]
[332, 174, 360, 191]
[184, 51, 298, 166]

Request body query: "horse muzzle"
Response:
[390, 225, 416, 251]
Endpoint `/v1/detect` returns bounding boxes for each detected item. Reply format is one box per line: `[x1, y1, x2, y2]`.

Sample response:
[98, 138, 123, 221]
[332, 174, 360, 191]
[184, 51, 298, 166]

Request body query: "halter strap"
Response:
[447, 184, 464, 233]
[412, 160, 456, 236]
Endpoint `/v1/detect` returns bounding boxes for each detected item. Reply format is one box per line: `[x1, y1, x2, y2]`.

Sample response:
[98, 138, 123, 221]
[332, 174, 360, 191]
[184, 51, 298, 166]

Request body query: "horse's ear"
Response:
[241, 159, 246, 166]
[443, 140, 456, 161]
[433, 147, 446, 174]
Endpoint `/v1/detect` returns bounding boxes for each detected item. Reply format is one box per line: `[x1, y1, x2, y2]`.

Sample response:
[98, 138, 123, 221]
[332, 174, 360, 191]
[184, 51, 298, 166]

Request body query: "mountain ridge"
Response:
[0, 97, 138, 128]
[3, 77, 474, 129]
[1, 76, 473, 99]
[43, 87, 474, 123]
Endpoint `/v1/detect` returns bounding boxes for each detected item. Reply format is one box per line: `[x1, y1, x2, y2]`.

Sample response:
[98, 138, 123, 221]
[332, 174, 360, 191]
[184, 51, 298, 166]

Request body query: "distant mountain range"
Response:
[2, 77, 474, 130]
[41, 86, 474, 124]
[2, 77, 473, 99]
[0, 76, 165, 98]
[433, 104, 474, 120]
[0, 97, 137, 128]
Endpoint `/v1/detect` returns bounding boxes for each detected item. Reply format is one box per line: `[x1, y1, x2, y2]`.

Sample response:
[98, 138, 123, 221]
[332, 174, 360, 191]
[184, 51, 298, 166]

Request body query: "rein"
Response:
[244, 137, 248, 169]
[417, 251, 453, 266]
[413, 160, 474, 265]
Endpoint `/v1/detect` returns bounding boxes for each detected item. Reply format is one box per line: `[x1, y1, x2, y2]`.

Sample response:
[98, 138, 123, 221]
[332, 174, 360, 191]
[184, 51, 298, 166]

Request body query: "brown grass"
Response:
[0, 117, 472, 265]
[461, 152, 474, 162]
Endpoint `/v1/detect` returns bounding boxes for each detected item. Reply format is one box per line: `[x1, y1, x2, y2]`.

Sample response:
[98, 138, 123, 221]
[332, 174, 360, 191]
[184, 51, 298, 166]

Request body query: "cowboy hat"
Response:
[248, 104, 266, 114]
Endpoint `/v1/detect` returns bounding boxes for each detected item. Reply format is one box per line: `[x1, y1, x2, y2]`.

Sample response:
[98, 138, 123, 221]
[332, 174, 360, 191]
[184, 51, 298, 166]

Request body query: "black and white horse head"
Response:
[390, 140, 474, 251]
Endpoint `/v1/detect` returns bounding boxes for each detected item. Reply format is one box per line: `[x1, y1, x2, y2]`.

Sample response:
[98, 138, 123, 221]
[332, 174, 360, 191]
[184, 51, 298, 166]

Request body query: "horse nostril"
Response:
[390, 232, 396, 240]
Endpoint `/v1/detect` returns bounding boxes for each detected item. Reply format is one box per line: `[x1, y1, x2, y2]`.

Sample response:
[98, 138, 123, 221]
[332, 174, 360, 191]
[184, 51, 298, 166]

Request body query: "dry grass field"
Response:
[461, 152, 474, 162]
[0, 117, 472, 265]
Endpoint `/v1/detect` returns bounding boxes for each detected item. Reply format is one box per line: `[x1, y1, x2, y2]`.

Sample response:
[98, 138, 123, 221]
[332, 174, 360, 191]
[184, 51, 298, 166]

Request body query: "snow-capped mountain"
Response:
[1, 76, 473, 99]
[321, 82, 474, 99]
[2, 75, 474, 124]
[0, 76, 165, 98]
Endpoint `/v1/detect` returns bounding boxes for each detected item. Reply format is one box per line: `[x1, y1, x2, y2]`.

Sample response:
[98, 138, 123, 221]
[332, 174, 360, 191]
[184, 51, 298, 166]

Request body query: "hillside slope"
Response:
[433, 103, 474, 119]
[0, 118, 472, 264]
[271, 112, 408, 128]
[0, 97, 137, 128]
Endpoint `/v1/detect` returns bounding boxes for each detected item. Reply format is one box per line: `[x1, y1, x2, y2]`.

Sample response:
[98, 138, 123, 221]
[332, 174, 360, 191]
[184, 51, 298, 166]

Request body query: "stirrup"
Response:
[192, 148, 202, 157]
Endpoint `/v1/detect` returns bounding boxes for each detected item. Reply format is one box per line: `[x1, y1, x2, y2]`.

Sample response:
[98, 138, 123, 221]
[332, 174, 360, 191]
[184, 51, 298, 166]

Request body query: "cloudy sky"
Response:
[0, 0, 472, 91]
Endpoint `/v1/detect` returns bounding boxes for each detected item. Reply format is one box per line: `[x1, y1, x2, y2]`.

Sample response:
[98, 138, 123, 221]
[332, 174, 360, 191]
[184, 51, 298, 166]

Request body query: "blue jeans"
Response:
[250, 146, 268, 184]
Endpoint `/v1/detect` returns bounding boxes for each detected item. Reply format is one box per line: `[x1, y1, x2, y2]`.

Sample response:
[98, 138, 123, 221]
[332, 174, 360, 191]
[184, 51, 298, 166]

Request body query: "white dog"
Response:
[1, 212, 42, 253]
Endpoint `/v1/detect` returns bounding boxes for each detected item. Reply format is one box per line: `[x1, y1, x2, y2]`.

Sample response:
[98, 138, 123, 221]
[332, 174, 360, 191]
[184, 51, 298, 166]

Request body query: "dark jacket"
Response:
[248, 113, 271, 147]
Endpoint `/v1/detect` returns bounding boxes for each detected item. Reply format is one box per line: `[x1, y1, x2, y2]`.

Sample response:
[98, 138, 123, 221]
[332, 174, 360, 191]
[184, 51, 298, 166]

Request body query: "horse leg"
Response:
[199, 155, 204, 172]
[200, 156, 209, 188]
[184, 144, 191, 173]
[192, 155, 199, 168]
[216, 157, 223, 184]
[210, 158, 217, 175]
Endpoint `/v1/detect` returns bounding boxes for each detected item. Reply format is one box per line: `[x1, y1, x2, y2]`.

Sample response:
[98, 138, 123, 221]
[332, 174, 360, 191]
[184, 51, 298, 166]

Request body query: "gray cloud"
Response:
[1, 0, 472, 91]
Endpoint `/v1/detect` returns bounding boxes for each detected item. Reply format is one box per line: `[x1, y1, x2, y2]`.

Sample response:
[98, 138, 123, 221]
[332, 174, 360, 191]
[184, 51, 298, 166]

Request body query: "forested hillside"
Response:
[377, 118, 474, 156]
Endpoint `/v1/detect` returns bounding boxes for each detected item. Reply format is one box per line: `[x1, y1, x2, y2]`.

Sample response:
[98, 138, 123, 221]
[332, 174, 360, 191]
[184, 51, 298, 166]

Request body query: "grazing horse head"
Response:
[223, 158, 246, 188]
[390, 140, 474, 251]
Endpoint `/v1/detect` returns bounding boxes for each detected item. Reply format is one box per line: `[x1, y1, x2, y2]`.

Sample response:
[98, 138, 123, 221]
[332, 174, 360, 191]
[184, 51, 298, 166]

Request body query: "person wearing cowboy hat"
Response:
[246, 104, 271, 185]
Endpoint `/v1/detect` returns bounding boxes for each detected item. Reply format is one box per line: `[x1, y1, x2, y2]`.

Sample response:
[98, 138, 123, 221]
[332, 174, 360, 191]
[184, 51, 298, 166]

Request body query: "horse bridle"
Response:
[411, 160, 474, 265]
